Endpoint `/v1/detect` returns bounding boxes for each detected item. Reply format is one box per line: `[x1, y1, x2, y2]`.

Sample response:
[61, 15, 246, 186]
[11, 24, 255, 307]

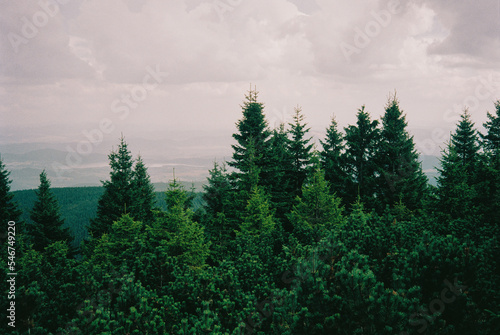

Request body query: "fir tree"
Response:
[240, 185, 276, 237]
[162, 179, 211, 268]
[320, 115, 347, 202]
[0, 158, 22, 243]
[29, 170, 73, 252]
[374, 94, 428, 212]
[436, 110, 480, 221]
[130, 155, 156, 225]
[228, 87, 271, 190]
[203, 161, 233, 218]
[476, 102, 500, 227]
[89, 136, 135, 239]
[481, 100, 500, 154]
[264, 123, 294, 220]
[288, 106, 314, 198]
[288, 166, 344, 243]
[343, 105, 380, 209]
[451, 109, 479, 176]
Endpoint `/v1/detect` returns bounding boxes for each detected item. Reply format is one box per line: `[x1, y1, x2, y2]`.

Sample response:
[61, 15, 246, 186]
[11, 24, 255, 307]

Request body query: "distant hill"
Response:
[13, 182, 205, 249]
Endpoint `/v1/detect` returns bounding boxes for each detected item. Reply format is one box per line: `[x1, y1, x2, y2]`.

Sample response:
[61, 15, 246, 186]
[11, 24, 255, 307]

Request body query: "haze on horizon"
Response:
[1, 0, 500, 190]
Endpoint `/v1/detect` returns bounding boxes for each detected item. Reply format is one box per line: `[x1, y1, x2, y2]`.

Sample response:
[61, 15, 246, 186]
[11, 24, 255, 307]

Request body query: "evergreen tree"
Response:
[228, 87, 271, 190]
[451, 109, 479, 176]
[202, 161, 235, 262]
[89, 136, 135, 239]
[203, 161, 233, 218]
[374, 95, 428, 212]
[264, 123, 294, 220]
[240, 185, 276, 237]
[288, 106, 314, 198]
[436, 110, 480, 221]
[130, 155, 156, 225]
[29, 170, 73, 252]
[475, 102, 500, 227]
[481, 100, 500, 154]
[288, 166, 344, 243]
[0, 158, 22, 243]
[320, 115, 347, 202]
[343, 106, 380, 209]
[161, 179, 211, 268]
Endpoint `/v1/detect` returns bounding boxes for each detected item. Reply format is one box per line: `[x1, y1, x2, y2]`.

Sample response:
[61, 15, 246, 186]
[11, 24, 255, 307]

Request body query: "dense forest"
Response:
[1, 90, 499, 334]
[11, 185, 205, 249]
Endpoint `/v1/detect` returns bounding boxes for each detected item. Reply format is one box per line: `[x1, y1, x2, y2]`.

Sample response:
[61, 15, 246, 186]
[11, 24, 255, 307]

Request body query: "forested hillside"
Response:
[12, 186, 204, 249]
[1, 90, 499, 334]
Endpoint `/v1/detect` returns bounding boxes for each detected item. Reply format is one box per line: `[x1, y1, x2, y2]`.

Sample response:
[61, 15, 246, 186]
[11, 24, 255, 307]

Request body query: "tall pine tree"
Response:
[436, 109, 480, 221]
[320, 115, 347, 203]
[288, 106, 314, 198]
[130, 155, 156, 225]
[0, 158, 22, 243]
[343, 106, 380, 209]
[481, 100, 500, 154]
[475, 101, 500, 227]
[29, 170, 73, 252]
[228, 87, 271, 191]
[374, 94, 428, 212]
[266, 123, 294, 221]
[89, 136, 135, 239]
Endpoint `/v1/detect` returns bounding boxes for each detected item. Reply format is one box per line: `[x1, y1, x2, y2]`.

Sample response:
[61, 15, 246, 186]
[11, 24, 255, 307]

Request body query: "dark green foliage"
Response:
[129, 155, 156, 225]
[89, 136, 135, 239]
[0, 158, 22, 240]
[2, 92, 499, 335]
[288, 106, 314, 198]
[320, 115, 348, 202]
[266, 124, 294, 221]
[28, 170, 73, 252]
[288, 167, 344, 243]
[343, 105, 380, 208]
[435, 110, 480, 222]
[481, 100, 500, 153]
[375, 95, 428, 212]
[229, 87, 271, 190]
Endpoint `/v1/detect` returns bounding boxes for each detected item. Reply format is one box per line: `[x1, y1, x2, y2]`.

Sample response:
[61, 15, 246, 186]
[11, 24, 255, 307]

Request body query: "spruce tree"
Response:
[228, 87, 271, 190]
[436, 109, 480, 221]
[0, 158, 22, 243]
[29, 170, 73, 252]
[161, 179, 211, 268]
[450, 109, 479, 176]
[266, 123, 294, 220]
[374, 95, 428, 212]
[202, 161, 235, 260]
[89, 136, 135, 239]
[288, 106, 314, 198]
[288, 166, 343, 243]
[343, 106, 380, 209]
[240, 185, 276, 237]
[320, 115, 347, 202]
[476, 102, 500, 227]
[130, 155, 156, 225]
[481, 100, 500, 154]
[203, 161, 233, 219]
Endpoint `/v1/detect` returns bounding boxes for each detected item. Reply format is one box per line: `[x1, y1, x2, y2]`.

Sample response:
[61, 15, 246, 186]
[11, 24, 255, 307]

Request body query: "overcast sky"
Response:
[1, 0, 500, 161]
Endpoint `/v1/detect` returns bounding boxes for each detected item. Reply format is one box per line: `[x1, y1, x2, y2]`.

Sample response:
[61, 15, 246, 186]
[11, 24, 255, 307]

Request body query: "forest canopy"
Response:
[1, 90, 499, 334]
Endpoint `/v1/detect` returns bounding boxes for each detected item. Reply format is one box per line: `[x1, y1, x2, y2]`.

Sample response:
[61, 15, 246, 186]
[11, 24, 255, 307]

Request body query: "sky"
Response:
[1, 0, 500, 188]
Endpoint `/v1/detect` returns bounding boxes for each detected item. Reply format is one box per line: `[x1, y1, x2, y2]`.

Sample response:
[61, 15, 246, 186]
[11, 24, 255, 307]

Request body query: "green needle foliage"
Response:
[28, 170, 73, 252]
[2, 91, 499, 335]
